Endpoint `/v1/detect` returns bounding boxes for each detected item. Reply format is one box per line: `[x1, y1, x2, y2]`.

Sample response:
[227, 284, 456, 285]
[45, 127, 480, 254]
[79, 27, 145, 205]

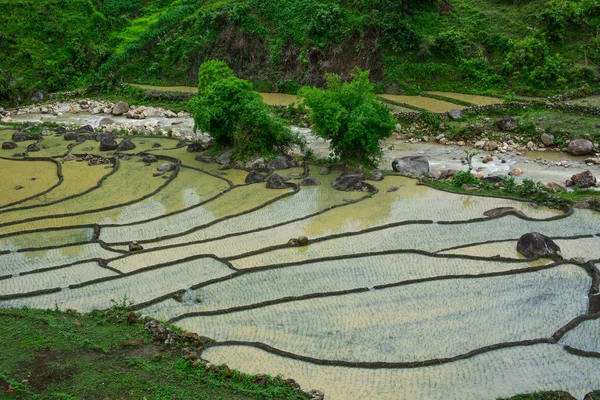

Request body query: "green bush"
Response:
[300, 69, 395, 166]
[189, 61, 302, 159]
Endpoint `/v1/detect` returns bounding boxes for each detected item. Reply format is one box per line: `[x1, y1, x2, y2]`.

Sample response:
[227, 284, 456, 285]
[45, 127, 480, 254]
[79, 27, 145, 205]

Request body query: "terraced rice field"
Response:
[1, 127, 599, 400]
[378, 94, 467, 113]
[425, 91, 504, 106]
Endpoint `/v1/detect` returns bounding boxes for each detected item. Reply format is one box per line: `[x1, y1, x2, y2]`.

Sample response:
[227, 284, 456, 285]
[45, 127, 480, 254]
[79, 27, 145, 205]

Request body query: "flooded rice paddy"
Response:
[1, 126, 600, 400]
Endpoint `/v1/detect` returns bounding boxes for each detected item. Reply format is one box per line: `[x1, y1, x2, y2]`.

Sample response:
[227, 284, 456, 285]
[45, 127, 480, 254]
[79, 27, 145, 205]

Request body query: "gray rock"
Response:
[157, 163, 175, 174]
[128, 241, 144, 252]
[142, 155, 158, 163]
[448, 108, 462, 121]
[117, 138, 136, 151]
[266, 174, 289, 189]
[569, 170, 597, 189]
[187, 142, 205, 153]
[517, 232, 562, 260]
[112, 101, 130, 116]
[245, 170, 266, 184]
[217, 150, 232, 166]
[26, 143, 40, 152]
[541, 133, 555, 146]
[41, 130, 52, 136]
[2, 142, 17, 150]
[63, 154, 77, 162]
[332, 169, 366, 191]
[438, 169, 457, 179]
[369, 169, 384, 181]
[76, 125, 94, 133]
[196, 155, 216, 163]
[11, 132, 25, 142]
[496, 116, 518, 132]
[99, 117, 115, 126]
[152, 142, 162, 148]
[299, 177, 320, 186]
[100, 138, 118, 151]
[318, 166, 330, 175]
[245, 157, 267, 172]
[483, 207, 527, 218]
[268, 155, 298, 170]
[568, 139, 594, 156]
[483, 140, 498, 151]
[392, 156, 430, 176]
[96, 132, 116, 143]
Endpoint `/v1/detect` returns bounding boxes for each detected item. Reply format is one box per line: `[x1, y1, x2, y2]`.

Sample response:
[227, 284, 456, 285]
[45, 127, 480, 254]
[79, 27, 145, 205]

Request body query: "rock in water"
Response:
[299, 177, 320, 186]
[496, 116, 518, 131]
[483, 140, 498, 151]
[517, 232, 562, 260]
[266, 174, 288, 189]
[245, 170, 266, 184]
[117, 138, 136, 151]
[569, 170, 597, 188]
[392, 156, 430, 176]
[268, 155, 298, 170]
[369, 169, 384, 181]
[568, 139, 594, 156]
[2, 142, 17, 150]
[99, 138, 118, 151]
[332, 169, 366, 191]
[112, 101, 130, 116]
[98, 117, 115, 126]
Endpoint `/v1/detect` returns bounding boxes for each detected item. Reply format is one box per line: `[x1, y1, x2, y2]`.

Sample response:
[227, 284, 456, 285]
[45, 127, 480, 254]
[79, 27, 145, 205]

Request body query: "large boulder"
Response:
[217, 150, 232, 166]
[116, 138, 136, 151]
[245, 170, 266, 184]
[26, 143, 40, 152]
[268, 155, 298, 170]
[568, 139, 594, 156]
[96, 132, 116, 143]
[11, 132, 25, 142]
[541, 133, 555, 146]
[187, 142, 205, 153]
[266, 174, 289, 189]
[157, 163, 175, 174]
[496, 116, 518, 132]
[299, 177, 320, 186]
[2, 142, 17, 150]
[76, 125, 94, 133]
[483, 140, 498, 151]
[142, 155, 158, 163]
[448, 108, 462, 121]
[569, 170, 597, 189]
[112, 101, 130, 116]
[99, 138, 119, 151]
[392, 156, 430, 176]
[517, 232, 562, 260]
[64, 132, 79, 141]
[332, 169, 366, 191]
[245, 157, 267, 172]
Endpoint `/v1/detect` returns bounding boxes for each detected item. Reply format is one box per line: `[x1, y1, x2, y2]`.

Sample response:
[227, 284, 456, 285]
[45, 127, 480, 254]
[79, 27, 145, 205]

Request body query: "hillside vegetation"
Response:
[0, 0, 599, 102]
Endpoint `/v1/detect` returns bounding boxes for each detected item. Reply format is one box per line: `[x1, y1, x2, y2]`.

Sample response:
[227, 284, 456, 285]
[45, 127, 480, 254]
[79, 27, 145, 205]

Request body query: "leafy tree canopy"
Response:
[300, 69, 395, 166]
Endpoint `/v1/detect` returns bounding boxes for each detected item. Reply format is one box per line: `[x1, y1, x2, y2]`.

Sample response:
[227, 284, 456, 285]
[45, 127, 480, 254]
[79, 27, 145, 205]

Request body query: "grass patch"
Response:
[0, 307, 308, 399]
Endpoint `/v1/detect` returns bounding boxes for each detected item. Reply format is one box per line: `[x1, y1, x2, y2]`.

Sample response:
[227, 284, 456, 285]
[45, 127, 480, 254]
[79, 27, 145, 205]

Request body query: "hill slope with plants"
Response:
[1, 0, 599, 103]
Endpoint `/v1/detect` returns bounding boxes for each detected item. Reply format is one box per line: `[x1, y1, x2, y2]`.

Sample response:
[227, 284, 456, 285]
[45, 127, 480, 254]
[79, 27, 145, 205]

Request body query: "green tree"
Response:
[189, 60, 301, 159]
[299, 69, 395, 166]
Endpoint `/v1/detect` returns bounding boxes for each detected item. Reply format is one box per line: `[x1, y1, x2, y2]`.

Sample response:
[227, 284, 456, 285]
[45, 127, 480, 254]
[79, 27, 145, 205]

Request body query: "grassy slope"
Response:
[1, 0, 599, 103]
[0, 308, 307, 400]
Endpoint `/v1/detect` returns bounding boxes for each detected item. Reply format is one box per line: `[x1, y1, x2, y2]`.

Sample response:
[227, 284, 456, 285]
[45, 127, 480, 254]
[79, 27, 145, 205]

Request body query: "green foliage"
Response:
[189, 61, 301, 159]
[300, 69, 395, 166]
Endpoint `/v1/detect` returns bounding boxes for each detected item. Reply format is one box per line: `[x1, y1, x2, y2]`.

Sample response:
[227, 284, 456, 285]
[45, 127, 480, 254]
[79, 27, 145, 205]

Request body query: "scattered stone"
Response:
[184, 352, 199, 361]
[510, 168, 523, 176]
[541, 133, 555, 146]
[96, 132, 116, 143]
[438, 169, 457, 179]
[196, 155, 216, 163]
[392, 156, 430, 176]
[112, 101, 130, 116]
[63, 154, 77, 162]
[269, 155, 298, 170]
[187, 142, 205, 153]
[127, 312, 138, 323]
[173, 293, 183, 302]
[266, 174, 289, 189]
[157, 163, 175, 174]
[332, 169, 367, 191]
[387, 186, 399, 192]
[2, 142, 17, 150]
[128, 241, 144, 252]
[299, 177, 320, 186]
[76, 125, 94, 133]
[245, 170, 266, 184]
[297, 236, 309, 246]
[245, 157, 267, 172]
[369, 169, 384, 181]
[483, 207, 527, 218]
[483, 141, 498, 151]
[318, 166, 330, 175]
[26, 143, 40, 152]
[142, 155, 158, 163]
[98, 117, 115, 126]
[81, 147, 93, 152]
[14, 185, 24, 190]
[42, 130, 52, 136]
[307, 390, 325, 400]
[145, 319, 180, 345]
[517, 232, 562, 260]
[496, 116, 518, 131]
[569, 170, 597, 189]
[448, 108, 462, 121]
[546, 181, 566, 192]
[482, 155, 493, 164]
[585, 157, 600, 165]
[568, 139, 594, 156]
[116, 138, 136, 151]
[217, 150, 232, 166]
[100, 138, 118, 151]
[152, 142, 162, 148]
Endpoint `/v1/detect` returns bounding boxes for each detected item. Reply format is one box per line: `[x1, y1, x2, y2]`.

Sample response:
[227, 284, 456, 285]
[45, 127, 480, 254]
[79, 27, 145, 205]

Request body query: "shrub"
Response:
[300, 69, 395, 166]
[189, 60, 302, 159]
